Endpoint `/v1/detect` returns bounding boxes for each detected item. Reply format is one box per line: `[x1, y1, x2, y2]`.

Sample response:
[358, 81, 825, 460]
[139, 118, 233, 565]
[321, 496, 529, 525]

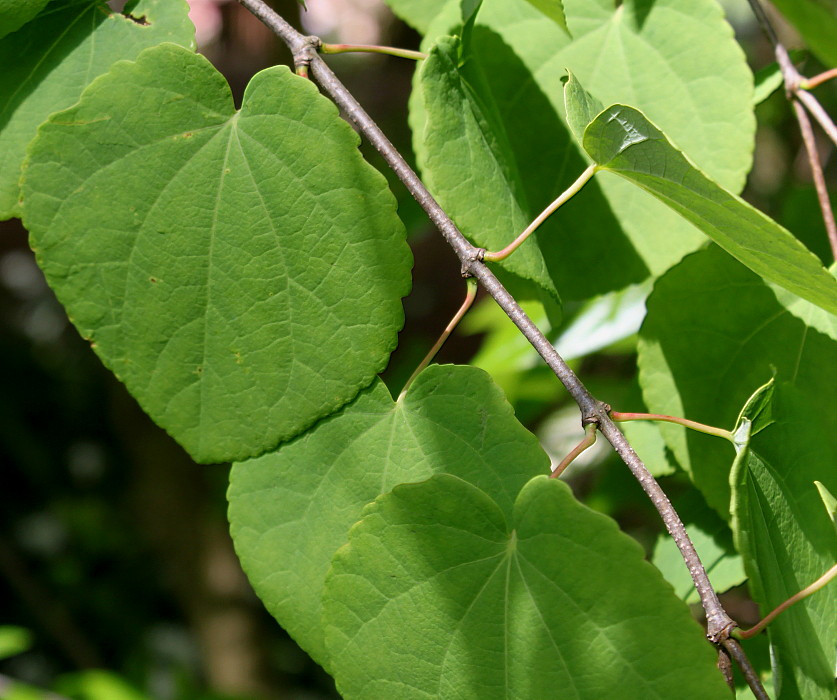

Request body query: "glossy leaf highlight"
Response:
[580, 103, 837, 315]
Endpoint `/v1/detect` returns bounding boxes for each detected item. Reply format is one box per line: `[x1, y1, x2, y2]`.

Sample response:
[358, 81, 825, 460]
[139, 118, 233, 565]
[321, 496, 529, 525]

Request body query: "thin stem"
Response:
[550, 423, 597, 479]
[792, 99, 837, 260]
[237, 0, 751, 685]
[796, 88, 837, 149]
[321, 43, 426, 61]
[720, 638, 771, 700]
[736, 563, 837, 639]
[484, 164, 596, 262]
[802, 67, 837, 90]
[610, 411, 734, 442]
[399, 278, 478, 400]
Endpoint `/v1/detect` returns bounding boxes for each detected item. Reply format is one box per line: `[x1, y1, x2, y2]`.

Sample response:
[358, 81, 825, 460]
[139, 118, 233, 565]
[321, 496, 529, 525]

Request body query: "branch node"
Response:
[460, 247, 485, 277]
[293, 34, 321, 73]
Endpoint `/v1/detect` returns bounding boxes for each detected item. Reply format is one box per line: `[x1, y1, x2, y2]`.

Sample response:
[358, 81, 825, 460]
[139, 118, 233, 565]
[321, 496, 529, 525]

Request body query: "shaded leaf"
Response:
[228, 365, 548, 669]
[638, 245, 837, 516]
[564, 70, 603, 145]
[22, 44, 411, 463]
[0, 0, 48, 39]
[579, 103, 837, 315]
[0, 0, 195, 219]
[0, 626, 33, 661]
[731, 381, 837, 700]
[769, 0, 837, 67]
[323, 475, 731, 700]
[523, 0, 567, 33]
[413, 0, 754, 301]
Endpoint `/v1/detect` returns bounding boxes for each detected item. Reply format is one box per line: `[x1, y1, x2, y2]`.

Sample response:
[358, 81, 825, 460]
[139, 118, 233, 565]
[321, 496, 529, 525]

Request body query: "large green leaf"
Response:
[638, 245, 837, 516]
[228, 365, 548, 669]
[769, 0, 837, 67]
[579, 102, 837, 315]
[412, 0, 754, 301]
[323, 474, 731, 700]
[22, 43, 411, 463]
[0, 0, 195, 220]
[0, 0, 48, 39]
[731, 382, 837, 700]
[382, 0, 448, 32]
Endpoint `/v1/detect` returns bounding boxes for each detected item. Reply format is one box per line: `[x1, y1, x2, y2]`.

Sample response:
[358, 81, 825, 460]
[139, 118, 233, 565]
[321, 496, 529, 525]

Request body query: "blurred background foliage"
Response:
[0, 0, 834, 698]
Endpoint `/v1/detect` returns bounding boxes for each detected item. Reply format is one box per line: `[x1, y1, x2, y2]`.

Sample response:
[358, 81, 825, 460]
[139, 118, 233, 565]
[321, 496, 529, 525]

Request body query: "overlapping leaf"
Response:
[22, 43, 411, 463]
[731, 382, 837, 700]
[412, 0, 754, 301]
[323, 475, 731, 700]
[382, 0, 448, 33]
[0, 0, 195, 219]
[769, 0, 837, 67]
[0, 0, 48, 39]
[228, 365, 548, 669]
[576, 100, 837, 315]
[638, 245, 837, 516]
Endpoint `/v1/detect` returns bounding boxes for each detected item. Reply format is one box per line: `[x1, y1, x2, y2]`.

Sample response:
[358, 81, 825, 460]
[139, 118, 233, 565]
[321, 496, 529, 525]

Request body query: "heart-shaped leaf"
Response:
[0, 0, 195, 219]
[22, 43, 411, 463]
[228, 364, 549, 669]
[323, 474, 731, 700]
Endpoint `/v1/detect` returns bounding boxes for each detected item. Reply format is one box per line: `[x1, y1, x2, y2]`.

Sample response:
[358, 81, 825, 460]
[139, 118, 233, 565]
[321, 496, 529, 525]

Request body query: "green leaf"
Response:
[651, 491, 745, 604]
[0, 0, 195, 220]
[522, 0, 567, 33]
[323, 475, 731, 700]
[564, 70, 604, 145]
[0, 0, 48, 39]
[581, 103, 837, 315]
[413, 0, 755, 301]
[752, 51, 806, 106]
[0, 626, 33, 660]
[731, 382, 837, 700]
[417, 34, 561, 304]
[638, 245, 837, 516]
[381, 0, 449, 33]
[814, 481, 837, 535]
[769, 0, 837, 67]
[228, 364, 548, 669]
[22, 44, 411, 463]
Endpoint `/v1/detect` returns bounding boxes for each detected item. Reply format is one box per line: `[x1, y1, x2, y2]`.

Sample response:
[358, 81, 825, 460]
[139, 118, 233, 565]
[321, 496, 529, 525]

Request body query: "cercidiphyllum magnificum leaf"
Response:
[228, 364, 549, 670]
[638, 245, 837, 516]
[0, 0, 48, 39]
[322, 475, 732, 700]
[0, 0, 195, 220]
[411, 0, 754, 302]
[579, 103, 837, 316]
[768, 0, 837, 68]
[381, 0, 448, 33]
[22, 43, 412, 464]
[731, 382, 837, 700]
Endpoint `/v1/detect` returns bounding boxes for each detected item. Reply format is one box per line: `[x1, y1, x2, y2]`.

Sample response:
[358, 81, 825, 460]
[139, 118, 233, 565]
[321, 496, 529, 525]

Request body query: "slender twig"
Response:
[610, 411, 734, 442]
[736, 563, 837, 639]
[321, 43, 426, 61]
[484, 164, 596, 262]
[802, 67, 837, 90]
[550, 423, 597, 478]
[792, 99, 837, 259]
[399, 278, 478, 400]
[236, 0, 753, 685]
[720, 638, 771, 700]
[796, 88, 837, 149]
[747, 0, 837, 257]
